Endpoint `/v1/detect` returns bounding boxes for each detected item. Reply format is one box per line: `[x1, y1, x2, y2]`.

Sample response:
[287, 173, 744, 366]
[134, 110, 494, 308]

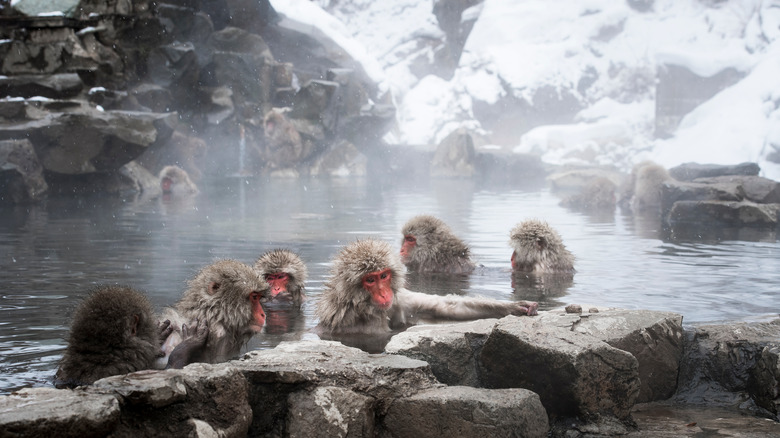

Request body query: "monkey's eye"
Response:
[380, 272, 389, 279]
[364, 276, 376, 284]
[404, 235, 416, 243]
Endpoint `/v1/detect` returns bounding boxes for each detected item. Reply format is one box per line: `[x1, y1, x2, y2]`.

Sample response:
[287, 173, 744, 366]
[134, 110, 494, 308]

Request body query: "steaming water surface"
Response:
[1, 176, 779, 394]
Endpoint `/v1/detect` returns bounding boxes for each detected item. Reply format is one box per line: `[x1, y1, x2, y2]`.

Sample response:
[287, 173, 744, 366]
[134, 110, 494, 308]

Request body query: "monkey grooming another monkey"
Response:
[315, 239, 538, 337]
[253, 249, 307, 306]
[158, 259, 269, 367]
[509, 220, 575, 274]
[54, 285, 208, 388]
[400, 215, 476, 274]
[159, 165, 199, 196]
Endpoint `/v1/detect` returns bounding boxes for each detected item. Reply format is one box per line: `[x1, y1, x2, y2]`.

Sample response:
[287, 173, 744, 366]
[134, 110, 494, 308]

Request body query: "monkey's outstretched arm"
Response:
[396, 288, 538, 321]
[166, 319, 210, 369]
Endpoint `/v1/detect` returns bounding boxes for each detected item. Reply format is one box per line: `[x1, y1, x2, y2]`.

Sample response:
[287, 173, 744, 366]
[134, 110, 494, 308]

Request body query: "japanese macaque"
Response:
[54, 285, 208, 388]
[159, 165, 199, 196]
[560, 177, 616, 211]
[157, 259, 269, 366]
[509, 220, 575, 274]
[630, 161, 670, 212]
[253, 249, 307, 306]
[315, 239, 538, 337]
[400, 215, 476, 274]
[263, 109, 305, 169]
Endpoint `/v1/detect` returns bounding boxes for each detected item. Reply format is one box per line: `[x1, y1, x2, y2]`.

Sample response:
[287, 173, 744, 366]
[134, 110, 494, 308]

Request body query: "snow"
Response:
[313, 0, 780, 180]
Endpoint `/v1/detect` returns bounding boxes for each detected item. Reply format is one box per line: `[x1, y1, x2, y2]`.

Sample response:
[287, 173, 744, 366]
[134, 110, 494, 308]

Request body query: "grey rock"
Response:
[565, 309, 684, 403]
[676, 319, 780, 410]
[666, 200, 779, 227]
[287, 386, 374, 438]
[661, 179, 743, 215]
[385, 319, 498, 387]
[548, 167, 627, 193]
[0, 105, 176, 175]
[750, 345, 780, 419]
[694, 175, 780, 204]
[0, 387, 120, 437]
[381, 386, 549, 438]
[91, 364, 252, 437]
[479, 316, 640, 420]
[0, 139, 48, 203]
[668, 162, 760, 182]
[0, 73, 83, 99]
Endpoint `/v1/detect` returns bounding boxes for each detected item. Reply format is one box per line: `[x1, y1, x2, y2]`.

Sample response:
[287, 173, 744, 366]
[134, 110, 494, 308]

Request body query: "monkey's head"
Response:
[400, 215, 453, 263]
[509, 219, 566, 270]
[254, 249, 307, 301]
[69, 285, 158, 350]
[181, 259, 269, 337]
[317, 239, 406, 329]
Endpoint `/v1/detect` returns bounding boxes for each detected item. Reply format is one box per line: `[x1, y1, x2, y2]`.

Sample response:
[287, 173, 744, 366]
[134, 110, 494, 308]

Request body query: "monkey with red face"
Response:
[400, 215, 476, 274]
[159, 165, 199, 196]
[315, 239, 537, 339]
[253, 249, 307, 307]
[157, 259, 269, 367]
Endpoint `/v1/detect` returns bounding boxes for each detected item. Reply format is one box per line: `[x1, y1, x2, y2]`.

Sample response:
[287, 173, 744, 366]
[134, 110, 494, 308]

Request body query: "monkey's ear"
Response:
[208, 282, 221, 295]
[131, 314, 140, 336]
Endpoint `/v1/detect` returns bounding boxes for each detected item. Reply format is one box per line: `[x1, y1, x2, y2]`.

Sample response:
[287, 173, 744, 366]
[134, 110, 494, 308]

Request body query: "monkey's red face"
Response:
[265, 273, 289, 297]
[400, 235, 416, 262]
[161, 177, 173, 193]
[249, 292, 266, 331]
[362, 268, 394, 310]
[510, 251, 516, 270]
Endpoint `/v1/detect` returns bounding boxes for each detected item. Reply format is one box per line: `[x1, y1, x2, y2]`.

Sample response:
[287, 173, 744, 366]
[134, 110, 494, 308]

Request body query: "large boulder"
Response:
[381, 386, 549, 438]
[0, 139, 48, 203]
[675, 318, 780, 419]
[666, 200, 780, 228]
[90, 365, 252, 437]
[557, 309, 684, 403]
[693, 175, 780, 204]
[478, 316, 640, 421]
[668, 162, 760, 182]
[287, 386, 374, 438]
[0, 103, 176, 175]
[0, 388, 120, 437]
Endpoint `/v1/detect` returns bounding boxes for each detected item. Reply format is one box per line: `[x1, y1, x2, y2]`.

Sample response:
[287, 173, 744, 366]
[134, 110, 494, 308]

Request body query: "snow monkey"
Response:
[400, 215, 476, 274]
[54, 285, 208, 388]
[509, 220, 575, 274]
[159, 165, 199, 196]
[253, 249, 307, 307]
[157, 259, 269, 366]
[315, 239, 538, 337]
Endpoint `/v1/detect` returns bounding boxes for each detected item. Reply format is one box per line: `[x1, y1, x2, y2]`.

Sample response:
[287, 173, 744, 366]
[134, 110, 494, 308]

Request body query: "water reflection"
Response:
[1, 176, 779, 394]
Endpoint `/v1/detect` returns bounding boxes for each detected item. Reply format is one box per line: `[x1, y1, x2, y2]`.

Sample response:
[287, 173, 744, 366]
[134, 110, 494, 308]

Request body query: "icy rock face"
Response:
[323, 0, 780, 179]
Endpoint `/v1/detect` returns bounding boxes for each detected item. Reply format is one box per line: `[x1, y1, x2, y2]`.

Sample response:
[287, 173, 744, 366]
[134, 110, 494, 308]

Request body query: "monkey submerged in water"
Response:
[400, 215, 476, 274]
[253, 249, 307, 307]
[157, 259, 269, 367]
[509, 220, 575, 274]
[315, 239, 537, 337]
[54, 285, 208, 388]
[159, 165, 199, 196]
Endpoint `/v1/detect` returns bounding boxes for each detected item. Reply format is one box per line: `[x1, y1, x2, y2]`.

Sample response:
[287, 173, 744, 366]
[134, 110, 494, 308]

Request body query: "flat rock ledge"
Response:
[3, 311, 780, 437]
[0, 340, 548, 438]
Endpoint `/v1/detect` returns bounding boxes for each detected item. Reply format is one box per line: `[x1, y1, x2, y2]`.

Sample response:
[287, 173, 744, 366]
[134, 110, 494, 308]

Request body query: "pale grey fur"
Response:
[315, 239, 537, 336]
[631, 161, 670, 212]
[401, 214, 475, 274]
[509, 220, 575, 273]
[159, 165, 199, 195]
[157, 259, 268, 367]
[254, 248, 307, 306]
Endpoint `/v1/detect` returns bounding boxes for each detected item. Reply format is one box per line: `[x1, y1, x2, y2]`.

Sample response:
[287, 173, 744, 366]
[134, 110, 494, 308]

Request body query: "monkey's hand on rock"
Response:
[512, 301, 539, 316]
[165, 319, 210, 369]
